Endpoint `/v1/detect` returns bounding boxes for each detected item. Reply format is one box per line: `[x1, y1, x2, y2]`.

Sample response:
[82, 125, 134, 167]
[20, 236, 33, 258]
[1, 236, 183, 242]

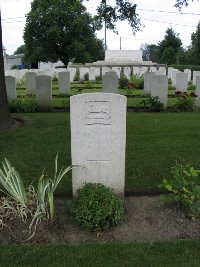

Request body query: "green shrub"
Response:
[9, 95, 36, 112]
[170, 64, 200, 74]
[96, 75, 102, 82]
[173, 92, 196, 111]
[137, 95, 164, 111]
[188, 84, 195, 91]
[16, 77, 25, 90]
[119, 75, 129, 88]
[73, 70, 80, 82]
[67, 183, 124, 233]
[130, 74, 144, 89]
[158, 160, 200, 219]
[84, 73, 89, 81]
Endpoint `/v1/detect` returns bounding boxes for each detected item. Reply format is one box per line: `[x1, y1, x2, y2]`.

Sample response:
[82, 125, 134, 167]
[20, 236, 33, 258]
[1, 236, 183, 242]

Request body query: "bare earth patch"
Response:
[1, 196, 200, 244]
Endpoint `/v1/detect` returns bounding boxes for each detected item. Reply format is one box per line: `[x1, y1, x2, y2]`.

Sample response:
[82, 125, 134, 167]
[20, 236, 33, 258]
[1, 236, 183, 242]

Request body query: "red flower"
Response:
[190, 92, 198, 97]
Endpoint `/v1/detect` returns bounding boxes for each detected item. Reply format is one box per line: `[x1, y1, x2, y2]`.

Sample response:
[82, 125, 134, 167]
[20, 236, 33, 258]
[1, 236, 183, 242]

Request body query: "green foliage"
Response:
[96, 0, 141, 34]
[68, 183, 124, 233]
[24, 0, 104, 67]
[141, 43, 159, 62]
[158, 27, 183, 64]
[158, 160, 200, 219]
[10, 64, 20, 70]
[95, 74, 102, 82]
[9, 96, 36, 113]
[137, 95, 164, 111]
[0, 156, 72, 240]
[83, 72, 89, 81]
[16, 77, 25, 90]
[119, 75, 129, 88]
[14, 44, 26, 55]
[130, 74, 144, 89]
[170, 64, 200, 72]
[73, 70, 80, 82]
[174, 93, 195, 111]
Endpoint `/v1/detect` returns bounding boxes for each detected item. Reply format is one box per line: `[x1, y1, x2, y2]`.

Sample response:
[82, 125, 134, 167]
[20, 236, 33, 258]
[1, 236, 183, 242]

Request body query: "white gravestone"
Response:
[124, 67, 131, 80]
[144, 72, 155, 94]
[176, 73, 188, 92]
[112, 67, 121, 78]
[36, 75, 52, 111]
[68, 68, 76, 82]
[140, 67, 148, 75]
[171, 69, 180, 86]
[150, 67, 156, 73]
[89, 67, 96, 81]
[58, 71, 70, 94]
[184, 69, 191, 81]
[158, 67, 167, 75]
[195, 75, 200, 109]
[80, 68, 89, 80]
[102, 71, 118, 93]
[168, 67, 174, 79]
[5, 76, 16, 100]
[193, 71, 200, 86]
[25, 72, 37, 95]
[70, 93, 127, 197]
[132, 67, 141, 76]
[102, 67, 111, 75]
[151, 75, 168, 109]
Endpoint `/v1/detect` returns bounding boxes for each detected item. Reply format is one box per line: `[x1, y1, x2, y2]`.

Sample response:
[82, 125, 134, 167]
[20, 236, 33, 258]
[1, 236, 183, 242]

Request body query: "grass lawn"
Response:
[0, 112, 200, 195]
[0, 240, 200, 267]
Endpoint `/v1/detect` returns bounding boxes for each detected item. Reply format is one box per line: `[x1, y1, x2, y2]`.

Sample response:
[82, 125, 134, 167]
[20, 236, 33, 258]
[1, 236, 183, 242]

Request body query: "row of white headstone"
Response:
[5, 67, 199, 83]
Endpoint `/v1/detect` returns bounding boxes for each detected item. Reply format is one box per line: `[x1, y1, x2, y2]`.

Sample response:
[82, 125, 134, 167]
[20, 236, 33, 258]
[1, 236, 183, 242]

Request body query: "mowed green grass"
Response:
[0, 240, 200, 267]
[0, 112, 200, 195]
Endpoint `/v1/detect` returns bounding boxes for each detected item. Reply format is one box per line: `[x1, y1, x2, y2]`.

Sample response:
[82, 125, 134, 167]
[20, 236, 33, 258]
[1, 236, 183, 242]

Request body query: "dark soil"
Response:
[1, 196, 200, 244]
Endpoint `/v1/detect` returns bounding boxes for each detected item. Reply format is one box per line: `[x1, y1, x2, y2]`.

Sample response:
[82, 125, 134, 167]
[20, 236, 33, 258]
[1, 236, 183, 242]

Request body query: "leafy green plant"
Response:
[0, 156, 72, 240]
[158, 160, 200, 219]
[130, 74, 144, 89]
[174, 92, 196, 111]
[95, 74, 102, 82]
[137, 95, 164, 111]
[67, 183, 124, 233]
[9, 95, 36, 112]
[83, 72, 89, 81]
[73, 70, 80, 82]
[119, 75, 129, 88]
[16, 77, 25, 90]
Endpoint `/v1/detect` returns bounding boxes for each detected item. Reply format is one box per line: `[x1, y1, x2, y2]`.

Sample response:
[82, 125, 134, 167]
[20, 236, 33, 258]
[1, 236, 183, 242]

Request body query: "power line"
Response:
[141, 18, 196, 27]
[137, 8, 200, 16]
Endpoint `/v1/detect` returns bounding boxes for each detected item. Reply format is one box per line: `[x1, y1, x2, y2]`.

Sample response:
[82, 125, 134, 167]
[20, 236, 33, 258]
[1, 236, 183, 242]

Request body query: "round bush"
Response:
[67, 183, 124, 233]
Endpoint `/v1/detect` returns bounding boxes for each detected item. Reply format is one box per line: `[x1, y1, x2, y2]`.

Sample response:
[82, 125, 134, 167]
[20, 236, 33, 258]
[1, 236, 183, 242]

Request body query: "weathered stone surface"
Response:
[195, 75, 200, 109]
[36, 75, 52, 111]
[184, 69, 191, 81]
[168, 67, 174, 79]
[102, 71, 118, 93]
[102, 67, 111, 75]
[144, 72, 155, 94]
[124, 67, 131, 80]
[112, 67, 121, 78]
[105, 50, 143, 62]
[80, 68, 89, 80]
[171, 69, 180, 86]
[70, 93, 127, 197]
[193, 71, 200, 86]
[25, 72, 37, 95]
[89, 67, 96, 81]
[151, 75, 168, 109]
[58, 71, 70, 94]
[5, 76, 16, 99]
[176, 73, 188, 92]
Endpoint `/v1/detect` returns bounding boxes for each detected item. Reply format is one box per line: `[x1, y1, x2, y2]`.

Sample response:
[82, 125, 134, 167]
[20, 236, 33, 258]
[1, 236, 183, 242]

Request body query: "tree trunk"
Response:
[0, 12, 14, 131]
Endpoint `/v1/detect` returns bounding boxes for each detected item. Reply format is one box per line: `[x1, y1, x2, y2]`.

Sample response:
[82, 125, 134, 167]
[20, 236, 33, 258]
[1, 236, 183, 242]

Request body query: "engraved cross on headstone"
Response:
[86, 140, 111, 180]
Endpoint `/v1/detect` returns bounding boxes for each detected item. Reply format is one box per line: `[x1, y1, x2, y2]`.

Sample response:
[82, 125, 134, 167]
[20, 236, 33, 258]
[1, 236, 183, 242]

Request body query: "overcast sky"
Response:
[1, 0, 200, 55]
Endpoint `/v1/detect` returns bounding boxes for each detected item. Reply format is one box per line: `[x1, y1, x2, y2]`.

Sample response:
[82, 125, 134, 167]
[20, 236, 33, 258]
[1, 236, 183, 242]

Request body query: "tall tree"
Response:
[0, 12, 14, 131]
[175, 0, 197, 9]
[157, 27, 183, 64]
[24, 0, 105, 67]
[140, 43, 159, 62]
[14, 44, 26, 55]
[189, 21, 200, 65]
